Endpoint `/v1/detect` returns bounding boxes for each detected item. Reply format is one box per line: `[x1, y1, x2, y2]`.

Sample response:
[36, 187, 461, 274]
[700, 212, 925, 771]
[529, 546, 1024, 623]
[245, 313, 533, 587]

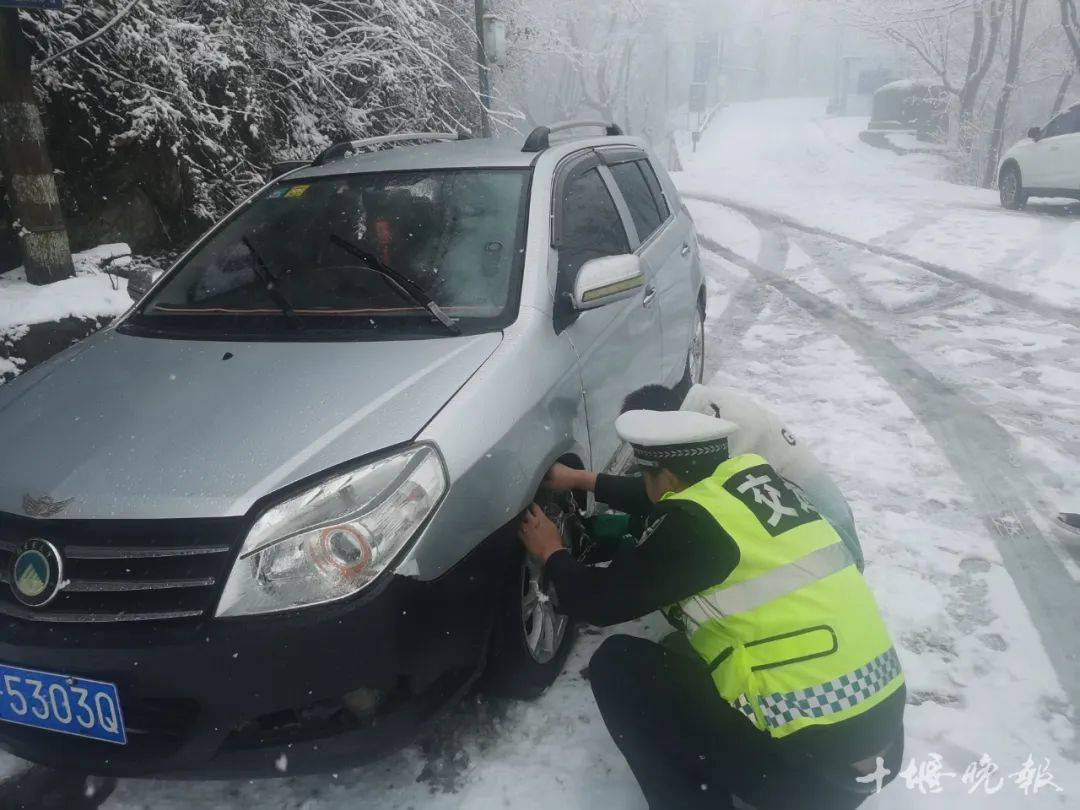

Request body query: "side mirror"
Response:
[572, 254, 645, 311]
[1028, 126, 1042, 141]
[127, 267, 160, 302]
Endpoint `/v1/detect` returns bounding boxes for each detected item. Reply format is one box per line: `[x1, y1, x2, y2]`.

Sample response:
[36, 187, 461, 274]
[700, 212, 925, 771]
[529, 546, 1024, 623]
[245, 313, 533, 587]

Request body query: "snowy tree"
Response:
[1054, 0, 1080, 105]
[491, 0, 704, 156]
[983, 0, 1033, 184]
[825, 1, 1006, 155]
[14, 1, 474, 245]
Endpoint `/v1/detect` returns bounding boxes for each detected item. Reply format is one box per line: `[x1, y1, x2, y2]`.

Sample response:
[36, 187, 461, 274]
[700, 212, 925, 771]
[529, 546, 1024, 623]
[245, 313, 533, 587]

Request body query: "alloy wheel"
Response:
[689, 307, 705, 383]
[1001, 170, 1019, 208]
[520, 503, 572, 664]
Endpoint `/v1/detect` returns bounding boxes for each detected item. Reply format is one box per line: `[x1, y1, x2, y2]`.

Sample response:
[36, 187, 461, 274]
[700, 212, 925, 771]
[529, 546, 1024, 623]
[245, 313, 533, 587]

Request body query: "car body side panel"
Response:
[650, 224, 696, 383]
[1036, 132, 1068, 188]
[652, 153, 703, 385]
[554, 157, 663, 473]
[1060, 132, 1080, 190]
[563, 279, 662, 472]
[404, 307, 590, 580]
[1002, 133, 1080, 197]
[1013, 139, 1046, 187]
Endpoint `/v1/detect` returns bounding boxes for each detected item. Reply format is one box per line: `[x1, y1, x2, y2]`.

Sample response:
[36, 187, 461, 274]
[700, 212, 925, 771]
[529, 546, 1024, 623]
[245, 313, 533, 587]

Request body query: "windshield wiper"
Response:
[241, 235, 302, 328]
[329, 234, 460, 335]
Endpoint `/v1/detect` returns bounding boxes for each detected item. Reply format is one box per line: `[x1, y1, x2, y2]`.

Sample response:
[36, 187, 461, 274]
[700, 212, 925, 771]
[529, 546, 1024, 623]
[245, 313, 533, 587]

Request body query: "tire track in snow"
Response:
[781, 226, 1080, 471]
[697, 229, 1080, 725]
[867, 209, 940, 251]
[705, 222, 782, 359]
[683, 191, 1080, 329]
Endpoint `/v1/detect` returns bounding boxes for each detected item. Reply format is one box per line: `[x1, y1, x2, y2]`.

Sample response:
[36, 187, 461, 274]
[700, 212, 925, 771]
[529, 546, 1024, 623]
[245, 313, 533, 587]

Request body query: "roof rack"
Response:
[522, 120, 623, 153]
[313, 131, 469, 166]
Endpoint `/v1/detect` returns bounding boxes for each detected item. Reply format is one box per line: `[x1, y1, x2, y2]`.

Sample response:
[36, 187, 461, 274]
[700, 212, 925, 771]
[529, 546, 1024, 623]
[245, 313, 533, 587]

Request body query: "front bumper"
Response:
[0, 561, 495, 778]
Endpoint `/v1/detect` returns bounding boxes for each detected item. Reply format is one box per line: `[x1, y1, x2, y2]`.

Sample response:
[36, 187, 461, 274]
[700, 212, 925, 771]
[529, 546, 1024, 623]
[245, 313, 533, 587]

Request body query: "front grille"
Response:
[0, 513, 244, 624]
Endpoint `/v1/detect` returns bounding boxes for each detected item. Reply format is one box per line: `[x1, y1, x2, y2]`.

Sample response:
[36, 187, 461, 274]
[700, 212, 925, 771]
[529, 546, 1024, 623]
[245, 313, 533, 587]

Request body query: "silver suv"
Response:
[0, 123, 705, 777]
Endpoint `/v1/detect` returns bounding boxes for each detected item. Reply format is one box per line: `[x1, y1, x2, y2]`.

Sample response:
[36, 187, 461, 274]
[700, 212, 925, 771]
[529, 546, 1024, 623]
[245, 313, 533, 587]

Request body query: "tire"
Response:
[1000, 163, 1028, 210]
[676, 300, 706, 399]
[482, 490, 583, 699]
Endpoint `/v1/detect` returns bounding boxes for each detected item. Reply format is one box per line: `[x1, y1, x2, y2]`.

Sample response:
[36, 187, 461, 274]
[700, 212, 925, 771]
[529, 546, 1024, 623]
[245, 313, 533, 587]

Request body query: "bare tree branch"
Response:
[34, 0, 140, 70]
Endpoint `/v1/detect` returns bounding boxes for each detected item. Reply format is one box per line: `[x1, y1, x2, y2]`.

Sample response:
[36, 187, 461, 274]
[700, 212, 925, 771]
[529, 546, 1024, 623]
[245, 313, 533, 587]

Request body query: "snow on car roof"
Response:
[873, 78, 942, 95]
[293, 136, 540, 179]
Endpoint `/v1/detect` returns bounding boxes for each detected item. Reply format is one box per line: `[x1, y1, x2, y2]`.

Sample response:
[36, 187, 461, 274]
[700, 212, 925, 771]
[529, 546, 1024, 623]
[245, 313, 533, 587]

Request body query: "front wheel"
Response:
[482, 491, 582, 699]
[1000, 164, 1028, 210]
[676, 301, 706, 401]
[689, 302, 705, 384]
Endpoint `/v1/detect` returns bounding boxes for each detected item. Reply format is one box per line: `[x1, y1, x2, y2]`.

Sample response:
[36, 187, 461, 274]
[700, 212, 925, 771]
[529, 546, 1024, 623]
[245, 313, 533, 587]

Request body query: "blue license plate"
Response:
[0, 662, 126, 745]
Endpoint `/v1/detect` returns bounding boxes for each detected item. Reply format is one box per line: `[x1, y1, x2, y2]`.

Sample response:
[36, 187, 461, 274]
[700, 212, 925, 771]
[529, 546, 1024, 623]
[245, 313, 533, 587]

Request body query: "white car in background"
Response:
[998, 103, 1080, 210]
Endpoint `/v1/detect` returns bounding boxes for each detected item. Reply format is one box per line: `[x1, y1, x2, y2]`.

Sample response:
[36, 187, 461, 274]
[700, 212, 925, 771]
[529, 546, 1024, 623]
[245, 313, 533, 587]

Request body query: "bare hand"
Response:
[518, 504, 565, 563]
[542, 462, 595, 493]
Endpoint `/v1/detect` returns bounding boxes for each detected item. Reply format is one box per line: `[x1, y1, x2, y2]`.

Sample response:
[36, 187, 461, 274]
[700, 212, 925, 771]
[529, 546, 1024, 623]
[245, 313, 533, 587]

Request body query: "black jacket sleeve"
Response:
[594, 473, 653, 517]
[544, 500, 740, 627]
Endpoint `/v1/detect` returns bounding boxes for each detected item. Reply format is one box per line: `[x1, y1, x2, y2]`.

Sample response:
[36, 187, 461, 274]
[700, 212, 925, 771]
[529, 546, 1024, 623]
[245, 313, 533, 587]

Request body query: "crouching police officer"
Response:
[519, 409, 905, 810]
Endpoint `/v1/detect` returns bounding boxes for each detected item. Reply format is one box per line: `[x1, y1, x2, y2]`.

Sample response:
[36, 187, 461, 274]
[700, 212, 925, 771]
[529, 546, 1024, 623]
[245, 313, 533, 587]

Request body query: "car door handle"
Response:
[642, 284, 657, 307]
[681, 243, 692, 257]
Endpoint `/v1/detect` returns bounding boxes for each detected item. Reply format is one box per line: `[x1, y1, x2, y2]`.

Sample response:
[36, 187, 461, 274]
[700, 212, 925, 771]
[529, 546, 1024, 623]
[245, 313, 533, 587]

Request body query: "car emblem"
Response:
[10, 539, 64, 608]
[22, 493, 74, 518]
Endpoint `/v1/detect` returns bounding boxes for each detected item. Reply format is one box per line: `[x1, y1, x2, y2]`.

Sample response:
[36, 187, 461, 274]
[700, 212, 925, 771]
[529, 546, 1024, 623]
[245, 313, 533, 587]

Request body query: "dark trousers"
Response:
[588, 634, 903, 810]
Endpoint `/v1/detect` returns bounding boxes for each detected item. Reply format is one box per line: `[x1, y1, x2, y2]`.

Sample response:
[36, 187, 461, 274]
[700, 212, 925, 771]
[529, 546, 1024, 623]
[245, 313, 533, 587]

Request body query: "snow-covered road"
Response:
[682, 99, 1080, 807]
[5, 97, 1078, 809]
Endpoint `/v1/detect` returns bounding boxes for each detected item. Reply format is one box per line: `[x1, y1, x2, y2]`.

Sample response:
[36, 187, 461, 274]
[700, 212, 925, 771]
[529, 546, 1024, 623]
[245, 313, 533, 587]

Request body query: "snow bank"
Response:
[0, 243, 133, 384]
[0, 243, 131, 333]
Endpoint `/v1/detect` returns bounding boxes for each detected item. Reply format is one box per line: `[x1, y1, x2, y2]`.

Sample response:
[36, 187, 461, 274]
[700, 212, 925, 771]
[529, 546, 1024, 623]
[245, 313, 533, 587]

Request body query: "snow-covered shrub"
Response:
[20, 1, 475, 242]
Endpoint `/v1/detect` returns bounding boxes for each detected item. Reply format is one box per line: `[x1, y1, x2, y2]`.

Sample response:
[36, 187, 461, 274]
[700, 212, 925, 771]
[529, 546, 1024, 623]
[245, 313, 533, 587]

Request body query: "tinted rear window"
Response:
[637, 159, 671, 220]
[610, 161, 663, 243]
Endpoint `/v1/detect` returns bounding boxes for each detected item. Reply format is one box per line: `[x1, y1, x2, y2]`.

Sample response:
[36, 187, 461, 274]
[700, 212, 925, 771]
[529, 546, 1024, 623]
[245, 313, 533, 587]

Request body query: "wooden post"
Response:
[0, 8, 73, 284]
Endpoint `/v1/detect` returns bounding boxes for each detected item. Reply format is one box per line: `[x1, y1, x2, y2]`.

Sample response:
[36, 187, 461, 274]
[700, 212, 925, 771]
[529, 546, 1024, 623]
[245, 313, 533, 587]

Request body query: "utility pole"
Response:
[0, 6, 73, 284]
[473, 0, 491, 137]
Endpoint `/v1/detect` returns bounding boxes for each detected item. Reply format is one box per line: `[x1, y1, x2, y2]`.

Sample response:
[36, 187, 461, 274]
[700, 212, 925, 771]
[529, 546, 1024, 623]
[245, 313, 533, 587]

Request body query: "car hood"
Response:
[0, 329, 501, 519]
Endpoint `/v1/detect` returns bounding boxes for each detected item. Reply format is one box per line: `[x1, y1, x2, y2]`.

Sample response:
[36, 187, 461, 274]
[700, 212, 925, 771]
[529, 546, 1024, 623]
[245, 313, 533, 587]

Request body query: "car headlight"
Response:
[216, 444, 447, 617]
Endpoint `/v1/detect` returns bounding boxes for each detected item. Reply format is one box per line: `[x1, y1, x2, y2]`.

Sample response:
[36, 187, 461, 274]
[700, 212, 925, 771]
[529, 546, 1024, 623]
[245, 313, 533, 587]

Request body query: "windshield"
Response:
[125, 169, 530, 338]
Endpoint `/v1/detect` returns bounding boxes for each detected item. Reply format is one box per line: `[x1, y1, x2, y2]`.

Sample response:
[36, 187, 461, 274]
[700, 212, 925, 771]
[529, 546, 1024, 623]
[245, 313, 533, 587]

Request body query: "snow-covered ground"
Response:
[0, 243, 132, 333]
[678, 97, 1080, 313]
[3, 98, 1078, 808]
[680, 98, 1080, 808]
[0, 244, 133, 379]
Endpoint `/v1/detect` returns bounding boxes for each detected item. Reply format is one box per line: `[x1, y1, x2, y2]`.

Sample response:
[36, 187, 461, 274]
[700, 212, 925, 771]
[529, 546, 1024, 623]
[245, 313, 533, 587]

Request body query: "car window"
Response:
[558, 167, 630, 279]
[609, 160, 663, 244]
[1043, 114, 1068, 139]
[636, 159, 671, 220]
[128, 169, 530, 338]
[1064, 107, 1080, 135]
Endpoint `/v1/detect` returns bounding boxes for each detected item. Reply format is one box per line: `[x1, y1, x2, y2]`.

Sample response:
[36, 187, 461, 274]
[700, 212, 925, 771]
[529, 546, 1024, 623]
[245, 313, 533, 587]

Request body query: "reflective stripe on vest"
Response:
[675, 542, 855, 635]
[703, 541, 854, 618]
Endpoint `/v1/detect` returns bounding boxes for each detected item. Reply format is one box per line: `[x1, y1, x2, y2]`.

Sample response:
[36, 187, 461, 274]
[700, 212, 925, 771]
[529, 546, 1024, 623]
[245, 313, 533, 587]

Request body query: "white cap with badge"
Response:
[616, 409, 739, 477]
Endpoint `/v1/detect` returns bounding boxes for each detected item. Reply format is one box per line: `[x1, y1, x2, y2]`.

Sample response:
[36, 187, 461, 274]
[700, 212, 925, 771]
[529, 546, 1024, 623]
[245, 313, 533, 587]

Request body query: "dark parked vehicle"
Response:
[868, 79, 948, 142]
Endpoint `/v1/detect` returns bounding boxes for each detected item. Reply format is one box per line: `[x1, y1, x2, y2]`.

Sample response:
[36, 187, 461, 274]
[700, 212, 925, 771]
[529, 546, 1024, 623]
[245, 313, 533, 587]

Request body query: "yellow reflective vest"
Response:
[663, 453, 903, 738]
